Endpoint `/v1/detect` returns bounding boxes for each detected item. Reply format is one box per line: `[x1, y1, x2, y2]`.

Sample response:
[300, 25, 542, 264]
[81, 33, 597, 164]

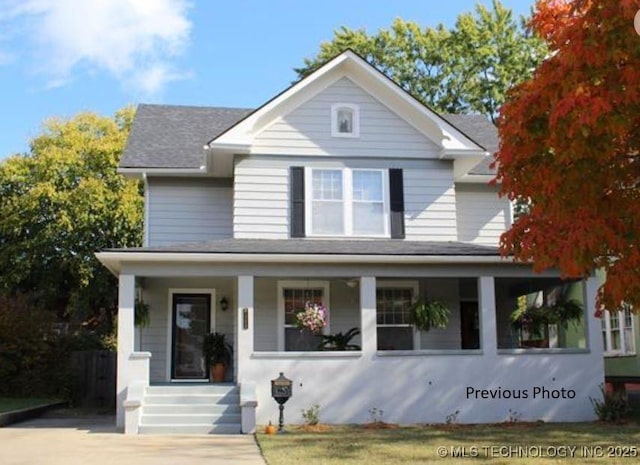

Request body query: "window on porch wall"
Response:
[494, 277, 587, 350]
[284, 287, 325, 351]
[602, 305, 636, 356]
[375, 278, 480, 351]
[376, 287, 415, 350]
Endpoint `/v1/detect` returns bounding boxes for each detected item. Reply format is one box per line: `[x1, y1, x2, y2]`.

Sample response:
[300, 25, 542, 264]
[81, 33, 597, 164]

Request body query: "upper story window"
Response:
[331, 103, 360, 138]
[305, 168, 389, 237]
[602, 305, 636, 357]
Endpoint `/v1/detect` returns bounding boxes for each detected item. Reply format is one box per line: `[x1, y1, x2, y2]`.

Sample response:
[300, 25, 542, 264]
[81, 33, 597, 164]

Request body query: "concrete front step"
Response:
[143, 404, 240, 415]
[139, 384, 242, 435]
[144, 394, 240, 405]
[146, 384, 238, 395]
[138, 424, 242, 434]
[141, 413, 241, 426]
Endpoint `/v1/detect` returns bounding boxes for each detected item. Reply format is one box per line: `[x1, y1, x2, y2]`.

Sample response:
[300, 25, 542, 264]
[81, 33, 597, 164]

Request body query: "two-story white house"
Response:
[97, 50, 604, 434]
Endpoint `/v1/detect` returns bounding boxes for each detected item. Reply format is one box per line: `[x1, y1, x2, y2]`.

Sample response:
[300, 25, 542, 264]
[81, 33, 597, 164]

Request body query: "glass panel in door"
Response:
[172, 294, 211, 379]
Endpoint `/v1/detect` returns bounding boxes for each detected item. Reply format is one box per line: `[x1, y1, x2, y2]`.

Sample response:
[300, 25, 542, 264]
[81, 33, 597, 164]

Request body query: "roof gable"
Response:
[249, 76, 441, 158]
[209, 50, 487, 160]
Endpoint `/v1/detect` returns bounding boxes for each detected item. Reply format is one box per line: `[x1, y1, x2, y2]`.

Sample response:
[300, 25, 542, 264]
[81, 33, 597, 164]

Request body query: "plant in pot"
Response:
[409, 298, 450, 331]
[317, 327, 361, 351]
[510, 296, 583, 348]
[203, 332, 233, 382]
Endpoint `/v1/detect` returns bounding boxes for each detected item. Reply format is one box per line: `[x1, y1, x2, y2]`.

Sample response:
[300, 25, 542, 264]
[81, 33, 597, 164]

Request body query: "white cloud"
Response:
[0, 0, 193, 95]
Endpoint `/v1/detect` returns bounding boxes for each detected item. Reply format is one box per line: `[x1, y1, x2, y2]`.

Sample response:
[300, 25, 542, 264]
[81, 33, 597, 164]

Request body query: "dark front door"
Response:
[460, 301, 480, 350]
[172, 294, 211, 380]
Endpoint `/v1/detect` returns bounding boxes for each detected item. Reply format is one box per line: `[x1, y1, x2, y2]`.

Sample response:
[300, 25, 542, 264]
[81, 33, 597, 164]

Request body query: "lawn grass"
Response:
[0, 397, 59, 413]
[257, 420, 640, 465]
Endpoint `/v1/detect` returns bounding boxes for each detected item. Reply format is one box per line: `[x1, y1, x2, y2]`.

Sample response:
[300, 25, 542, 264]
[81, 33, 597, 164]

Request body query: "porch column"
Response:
[116, 273, 135, 430]
[478, 276, 497, 356]
[360, 276, 377, 356]
[584, 276, 604, 354]
[236, 275, 254, 382]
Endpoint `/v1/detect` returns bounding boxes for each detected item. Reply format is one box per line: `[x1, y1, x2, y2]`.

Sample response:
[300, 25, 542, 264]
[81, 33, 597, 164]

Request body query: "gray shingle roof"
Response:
[441, 114, 498, 176]
[121, 104, 499, 176]
[105, 239, 500, 256]
[121, 104, 252, 169]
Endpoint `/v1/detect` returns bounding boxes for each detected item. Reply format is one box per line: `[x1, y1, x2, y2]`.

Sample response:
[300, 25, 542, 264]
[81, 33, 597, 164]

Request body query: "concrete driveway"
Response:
[0, 416, 266, 465]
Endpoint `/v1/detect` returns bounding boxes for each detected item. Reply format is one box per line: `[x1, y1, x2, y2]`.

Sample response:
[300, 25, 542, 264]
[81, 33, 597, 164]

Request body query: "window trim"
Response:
[602, 306, 636, 357]
[277, 280, 331, 351]
[376, 280, 420, 350]
[304, 167, 390, 238]
[331, 103, 360, 138]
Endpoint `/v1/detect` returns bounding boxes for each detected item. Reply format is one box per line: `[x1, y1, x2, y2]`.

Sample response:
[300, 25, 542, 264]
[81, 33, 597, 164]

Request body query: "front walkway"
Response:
[0, 416, 266, 465]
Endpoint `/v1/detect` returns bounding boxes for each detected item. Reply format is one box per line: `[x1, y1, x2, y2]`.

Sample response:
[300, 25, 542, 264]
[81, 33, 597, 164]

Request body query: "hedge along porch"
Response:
[98, 247, 605, 433]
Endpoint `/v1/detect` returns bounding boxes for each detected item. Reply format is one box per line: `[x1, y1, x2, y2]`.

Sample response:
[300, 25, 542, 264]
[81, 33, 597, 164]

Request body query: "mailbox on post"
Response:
[271, 372, 292, 432]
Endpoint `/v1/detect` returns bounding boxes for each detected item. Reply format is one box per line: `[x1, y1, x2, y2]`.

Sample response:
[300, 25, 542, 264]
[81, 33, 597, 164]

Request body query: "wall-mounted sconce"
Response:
[219, 297, 229, 312]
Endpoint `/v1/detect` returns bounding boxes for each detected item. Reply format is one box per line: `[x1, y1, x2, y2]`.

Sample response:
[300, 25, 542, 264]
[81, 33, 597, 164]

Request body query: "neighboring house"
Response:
[598, 269, 640, 392]
[97, 50, 604, 434]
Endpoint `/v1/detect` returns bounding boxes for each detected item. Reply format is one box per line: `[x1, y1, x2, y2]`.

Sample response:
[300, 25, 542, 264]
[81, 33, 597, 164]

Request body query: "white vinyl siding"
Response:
[234, 160, 290, 239]
[418, 278, 462, 350]
[403, 166, 457, 241]
[251, 77, 440, 158]
[455, 183, 511, 245]
[147, 177, 233, 246]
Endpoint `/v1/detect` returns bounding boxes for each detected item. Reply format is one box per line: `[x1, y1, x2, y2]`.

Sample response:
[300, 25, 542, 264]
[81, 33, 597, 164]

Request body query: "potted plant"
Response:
[203, 332, 233, 382]
[295, 302, 328, 334]
[510, 297, 583, 347]
[317, 327, 361, 351]
[409, 298, 450, 331]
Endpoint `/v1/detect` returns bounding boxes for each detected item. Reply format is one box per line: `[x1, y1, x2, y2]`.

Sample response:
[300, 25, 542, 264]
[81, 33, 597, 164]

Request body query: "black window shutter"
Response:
[290, 167, 305, 237]
[389, 169, 405, 239]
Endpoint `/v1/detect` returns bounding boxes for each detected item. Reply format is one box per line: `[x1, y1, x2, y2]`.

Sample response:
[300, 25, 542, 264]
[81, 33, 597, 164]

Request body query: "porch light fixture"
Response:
[220, 297, 229, 311]
[636, 10, 640, 36]
[345, 279, 359, 289]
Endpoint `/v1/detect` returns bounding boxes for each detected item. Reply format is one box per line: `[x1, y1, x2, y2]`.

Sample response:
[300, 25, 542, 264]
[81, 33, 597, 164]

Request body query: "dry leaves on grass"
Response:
[297, 423, 333, 432]
[362, 421, 399, 430]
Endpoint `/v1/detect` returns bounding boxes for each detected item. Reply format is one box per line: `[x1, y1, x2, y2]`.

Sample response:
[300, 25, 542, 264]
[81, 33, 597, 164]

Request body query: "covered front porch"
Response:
[99, 246, 605, 434]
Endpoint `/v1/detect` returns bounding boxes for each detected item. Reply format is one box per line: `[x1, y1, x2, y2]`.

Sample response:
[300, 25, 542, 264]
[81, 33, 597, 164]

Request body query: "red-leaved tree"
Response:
[495, 0, 640, 312]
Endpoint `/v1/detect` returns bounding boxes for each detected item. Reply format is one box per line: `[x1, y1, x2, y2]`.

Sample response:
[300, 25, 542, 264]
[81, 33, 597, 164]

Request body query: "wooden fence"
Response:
[70, 350, 116, 410]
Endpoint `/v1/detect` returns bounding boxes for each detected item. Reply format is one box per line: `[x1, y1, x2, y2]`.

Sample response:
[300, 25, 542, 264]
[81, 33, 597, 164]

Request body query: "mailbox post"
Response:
[271, 372, 292, 432]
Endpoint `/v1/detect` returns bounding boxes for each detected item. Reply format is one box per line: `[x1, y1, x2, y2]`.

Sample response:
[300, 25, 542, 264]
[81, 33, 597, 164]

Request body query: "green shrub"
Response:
[590, 384, 629, 421]
[301, 404, 320, 426]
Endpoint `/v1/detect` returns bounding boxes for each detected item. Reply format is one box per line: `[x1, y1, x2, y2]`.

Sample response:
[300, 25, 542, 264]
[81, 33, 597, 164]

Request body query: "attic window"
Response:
[331, 104, 359, 138]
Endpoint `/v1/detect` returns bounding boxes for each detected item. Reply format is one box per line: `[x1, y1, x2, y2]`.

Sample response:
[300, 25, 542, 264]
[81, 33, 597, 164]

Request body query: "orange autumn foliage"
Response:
[495, 0, 640, 312]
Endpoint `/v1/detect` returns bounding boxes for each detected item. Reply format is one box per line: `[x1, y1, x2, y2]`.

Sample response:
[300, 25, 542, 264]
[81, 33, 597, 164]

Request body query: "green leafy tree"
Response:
[0, 108, 143, 328]
[295, 1, 546, 122]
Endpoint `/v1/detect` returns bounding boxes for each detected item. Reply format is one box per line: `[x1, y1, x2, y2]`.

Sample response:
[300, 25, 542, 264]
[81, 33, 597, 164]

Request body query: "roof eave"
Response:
[455, 174, 498, 184]
[117, 166, 208, 177]
[96, 251, 510, 276]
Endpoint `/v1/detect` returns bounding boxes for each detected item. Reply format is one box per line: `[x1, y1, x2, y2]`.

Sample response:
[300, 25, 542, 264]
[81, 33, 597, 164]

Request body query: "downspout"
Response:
[142, 172, 149, 247]
[140, 172, 149, 352]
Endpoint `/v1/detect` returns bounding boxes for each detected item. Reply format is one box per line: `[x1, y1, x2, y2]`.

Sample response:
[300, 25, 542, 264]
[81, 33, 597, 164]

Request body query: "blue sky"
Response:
[0, 0, 535, 160]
